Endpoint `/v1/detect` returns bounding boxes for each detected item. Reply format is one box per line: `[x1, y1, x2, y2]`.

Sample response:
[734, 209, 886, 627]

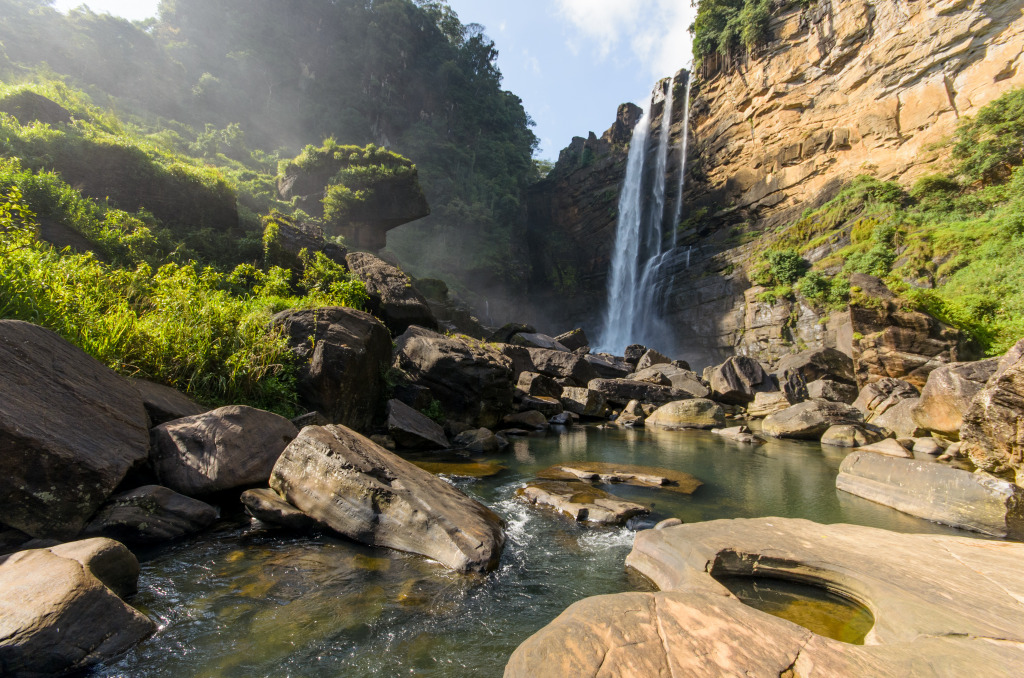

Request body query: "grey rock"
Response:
[961, 347, 1024, 480]
[775, 347, 856, 384]
[512, 332, 570, 351]
[623, 344, 648, 367]
[871, 398, 927, 438]
[857, 438, 913, 458]
[707, 356, 776, 404]
[630, 365, 710, 397]
[516, 371, 563, 398]
[645, 399, 725, 430]
[487, 322, 536, 344]
[503, 410, 550, 430]
[807, 378, 859, 404]
[762, 400, 863, 439]
[127, 378, 209, 426]
[519, 396, 563, 418]
[83, 486, 217, 545]
[345, 251, 437, 334]
[502, 345, 599, 386]
[151, 405, 299, 495]
[452, 428, 508, 454]
[386, 399, 448, 450]
[635, 349, 671, 372]
[913, 438, 948, 455]
[241, 488, 318, 531]
[583, 353, 632, 379]
[49, 538, 141, 600]
[587, 378, 687, 408]
[517, 480, 648, 525]
[913, 359, 999, 436]
[554, 328, 590, 352]
[746, 391, 791, 418]
[560, 387, 609, 418]
[270, 425, 506, 572]
[820, 424, 887, 448]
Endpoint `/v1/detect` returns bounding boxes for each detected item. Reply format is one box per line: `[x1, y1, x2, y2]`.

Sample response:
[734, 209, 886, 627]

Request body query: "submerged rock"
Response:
[0, 320, 150, 540]
[538, 462, 702, 494]
[269, 425, 505, 573]
[452, 428, 508, 454]
[645, 399, 725, 430]
[711, 426, 763, 444]
[83, 485, 218, 545]
[837, 451, 1024, 538]
[151, 405, 299, 495]
[762, 400, 863, 440]
[517, 480, 648, 525]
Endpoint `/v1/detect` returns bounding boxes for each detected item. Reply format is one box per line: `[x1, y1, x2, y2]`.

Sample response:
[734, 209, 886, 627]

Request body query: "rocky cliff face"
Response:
[527, 0, 1024, 368]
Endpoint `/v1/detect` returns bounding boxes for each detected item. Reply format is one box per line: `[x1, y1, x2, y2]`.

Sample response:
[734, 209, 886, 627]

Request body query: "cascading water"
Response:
[672, 71, 694, 243]
[598, 72, 691, 354]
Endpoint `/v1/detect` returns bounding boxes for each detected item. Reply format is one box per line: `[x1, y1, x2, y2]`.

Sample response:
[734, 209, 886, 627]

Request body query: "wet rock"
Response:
[270, 425, 506, 573]
[857, 438, 913, 458]
[520, 396, 563, 418]
[587, 378, 685, 408]
[961, 346, 1024, 481]
[152, 405, 299, 495]
[517, 480, 648, 525]
[560, 387, 610, 418]
[241, 488, 318, 531]
[762, 400, 864, 440]
[776, 347, 856, 385]
[272, 306, 393, 431]
[707, 356, 776, 405]
[635, 349, 671, 372]
[516, 371, 563, 398]
[512, 332, 569, 351]
[386, 399, 448, 450]
[452, 428, 508, 454]
[49, 538, 140, 600]
[0, 546, 154, 676]
[503, 410, 550, 430]
[394, 327, 514, 428]
[838, 452, 1024, 538]
[83, 486, 217, 545]
[583, 353, 632, 379]
[646, 399, 725, 430]
[807, 378, 859, 404]
[746, 391, 791, 418]
[549, 412, 574, 426]
[127, 378, 210, 426]
[554, 328, 590, 352]
[0, 320, 150, 540]
[711, 426, 762, 444]
[820, 424, 887, 448]
[912, 359, 999, 437]
[539, 462, 702, 494]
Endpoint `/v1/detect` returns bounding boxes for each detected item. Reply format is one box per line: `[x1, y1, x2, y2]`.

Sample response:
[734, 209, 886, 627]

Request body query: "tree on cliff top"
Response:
[690, 0, 774, 72]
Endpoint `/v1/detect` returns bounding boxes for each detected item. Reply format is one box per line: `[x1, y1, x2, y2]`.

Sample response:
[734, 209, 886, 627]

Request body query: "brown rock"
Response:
[587, 378, 687, 408]
[776, 347, 856, 384]
[583, 353, 632, 379]
[516, 480, 648, 525]
[560, 387, 610, 418]
[645, 399, 725, 430]
[516, 371, 563, 398]
[503, 410, 550, 430]
[48, 538, 141, 600]
[151, 405, 299, 495]
[820, 424, 887, 448]
[83, 485, 218, 545]
[746, 390, 791, 417]
[960, 349, 1024, 481]
[127, 378, 210, 425]
[554, 328, 590, 352]
[635, 348, 671, 372]
[807, 378, 859, 404]
[707, 356, 776, 404]
[385, 399, 448, 450]
[762, 400, 864, 439]
[857, 438, 913, 458]
[346, 252, 437, 334]
[913, 359, 1000, 437]
[241, 488, 318, 531]
[452, 428, 508, 454]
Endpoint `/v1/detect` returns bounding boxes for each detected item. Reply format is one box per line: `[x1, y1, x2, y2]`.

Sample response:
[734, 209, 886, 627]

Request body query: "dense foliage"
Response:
[690, 0, 774, 68]
[751, 88, 1024, 355]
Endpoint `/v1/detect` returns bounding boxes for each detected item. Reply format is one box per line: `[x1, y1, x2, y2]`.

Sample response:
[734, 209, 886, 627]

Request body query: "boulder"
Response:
[776, 368, 809, 404]
[645, 399, 725, 430]
[0, 547, 154, 676]
[913, 438, 947, 456]
[913, 359, 1000, 437]
[83, 485, 218, 545]
[0, 320, 150, 540]
[711, 426, 762, 444]
[707, 356, 776, 404]
[488, 322, 536, 344]
[623, 344, 648, 367]
[871, 397, 926, 438]
[857, 438, 913, 458]
[269, 425, 505, 573]
[452, 428, 508, 454]
[775, 347, 856, 385]
[554, 328, 590, 352]
[746, 391, 791, 418]
[272, 306, 392, 431]
[820, 424, 887, 448]
[385, 399, 448, 450]
[854, 377, 920, 426]
[762, 400, 864, 439]
[549, 412, 574, 426]
[503, 410, 550, 430]
[560, 387, 609, 418]
[502, 345, 599, 386]
[807, 378, 859, 404]
[263, 216, 347, 273]
[587, 378, 686, 408]
[511, 332, 569, 351]
[629, 365, 709, 397]
[48, 538, 140, 600]
[519, 396, 563, 418]
[394, 326, 514, 428]
[151, 406, 299, 495]
[838, 452, 1024, 538]
[627, 366, 671, 386]
[517, 480, 648, 525]
[960, 348, 1024, 482]
[127, 378, 210, 425]
[240, 488, 318, 531]
[516, 371, 563, 399]
[635, 349, 671, 372]
[583, 353, 632, 379]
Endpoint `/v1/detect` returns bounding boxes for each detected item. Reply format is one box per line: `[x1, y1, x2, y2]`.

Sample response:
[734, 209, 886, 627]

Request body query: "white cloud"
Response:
[556, 0, 697, 78]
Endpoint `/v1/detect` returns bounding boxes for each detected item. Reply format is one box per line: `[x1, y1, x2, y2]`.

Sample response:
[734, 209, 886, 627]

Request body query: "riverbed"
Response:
[95, 425, 964, 677]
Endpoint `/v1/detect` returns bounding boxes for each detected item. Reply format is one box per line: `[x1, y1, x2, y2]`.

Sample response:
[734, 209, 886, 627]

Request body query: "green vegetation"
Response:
[691, 0, 775, 69]
[751, 88, 1024, 354]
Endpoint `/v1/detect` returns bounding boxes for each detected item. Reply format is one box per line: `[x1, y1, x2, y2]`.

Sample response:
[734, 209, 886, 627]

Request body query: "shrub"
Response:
[953, 88, 1024, 184]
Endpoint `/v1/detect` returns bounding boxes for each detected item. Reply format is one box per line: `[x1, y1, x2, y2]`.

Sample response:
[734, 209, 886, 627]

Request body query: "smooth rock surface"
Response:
[240, 488, 318, 531]
[634, 349, 670, 372]
[517, 480, 648, 525]
[820, 424, 887, 448]
[645, 399, 725, 430]
[746, 390, 791, 417]
[0, 320, 151, 540]
[582, 353, 631, 380]
[762, 400, 863, 439]
[386, 399, 448, 450]
[871, 397, 926, 438]
[707, 356, 776, 404]
[538, 462, 702, 495]
[857, 438, 913, 458]
[559, 387, 609, 418]
[83, 485, 218, 545]
[270, 425, 505, 573]
[502, 410, 549, 430]
[960, 347, 1024, 482]
[912, 359, 999, 437]
[152, 405, 299, 495]
[838, 452, 1024, 538]
[48, 538, 141, 600]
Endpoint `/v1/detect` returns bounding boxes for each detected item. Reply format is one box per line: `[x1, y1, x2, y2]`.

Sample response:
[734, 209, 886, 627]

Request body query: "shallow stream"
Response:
[96, 425, 965, 677]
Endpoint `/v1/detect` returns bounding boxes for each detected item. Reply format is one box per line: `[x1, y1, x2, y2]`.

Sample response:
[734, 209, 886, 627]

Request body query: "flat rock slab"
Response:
[386, 399, 448, 450]
[538, 462, 702, 495]
[507, 517, 1024, 677]
[410, 460, 508, 478]
[517, 480, 649, 525]
[837, 451, 1024, 538]
[270, 425, 506, 573]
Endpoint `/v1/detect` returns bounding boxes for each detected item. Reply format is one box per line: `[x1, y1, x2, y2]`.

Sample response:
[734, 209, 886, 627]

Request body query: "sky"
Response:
[52, 0, 697, 159]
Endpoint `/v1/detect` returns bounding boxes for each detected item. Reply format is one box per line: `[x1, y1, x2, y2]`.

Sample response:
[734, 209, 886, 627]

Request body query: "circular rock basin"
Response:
[714, 576, 875, 645]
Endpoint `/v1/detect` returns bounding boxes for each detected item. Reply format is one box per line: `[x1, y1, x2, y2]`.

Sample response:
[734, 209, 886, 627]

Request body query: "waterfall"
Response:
[597, 78, 677, 354]
[672, 72, 694, 243]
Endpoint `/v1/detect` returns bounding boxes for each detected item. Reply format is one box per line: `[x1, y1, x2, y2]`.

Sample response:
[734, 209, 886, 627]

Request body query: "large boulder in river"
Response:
[272, 306, 392, 431]
[806, 378, 858, 404]
[394, 327, 515, 428]
[854, 377, 919, 418]
[960, 345, 1024, 482]
[241, 488, 318, 531]
[82, 485, 218, 546]
[385, 399, 448, 450]
[345, 252, 437, 334]
[0, 545, 154, 676]
[587, 379, 686, 408]
[269, 425, 505, 573]
[820, 424, 887, 448]
[762, 400, 863, 439]
[913, 359, 1000, 437]
[646, 400, 725, 430]
[151, 406, 299, 495]
[0, 320, 150, 540]
[707, 356, 776, 405]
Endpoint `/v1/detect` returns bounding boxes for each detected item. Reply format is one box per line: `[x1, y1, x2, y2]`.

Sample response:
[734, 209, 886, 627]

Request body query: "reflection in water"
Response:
[97, 426, 966, 678]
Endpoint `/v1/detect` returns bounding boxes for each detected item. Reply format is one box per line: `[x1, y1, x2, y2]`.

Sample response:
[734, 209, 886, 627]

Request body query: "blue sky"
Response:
[53, 0, 696, 159]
